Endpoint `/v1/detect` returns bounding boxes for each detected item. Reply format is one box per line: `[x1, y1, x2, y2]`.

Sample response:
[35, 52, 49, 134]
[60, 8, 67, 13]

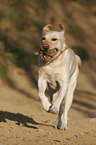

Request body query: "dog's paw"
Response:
[54, 124, 68, 130]
[49, 105, 59, 114]
[60, 125, 69, 130]
[41, 99, 51, 112]
[54, 124, 61, 129]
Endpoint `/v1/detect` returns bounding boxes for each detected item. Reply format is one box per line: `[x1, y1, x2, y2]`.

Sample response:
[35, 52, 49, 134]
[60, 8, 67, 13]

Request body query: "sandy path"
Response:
[0, 64, 96, 145]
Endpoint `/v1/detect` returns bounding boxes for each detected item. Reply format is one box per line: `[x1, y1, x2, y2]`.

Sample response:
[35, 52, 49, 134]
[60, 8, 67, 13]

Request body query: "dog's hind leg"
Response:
[60, 66, 79, 130]
[54, 105, 63, 129]
[38, 77, 51, 111]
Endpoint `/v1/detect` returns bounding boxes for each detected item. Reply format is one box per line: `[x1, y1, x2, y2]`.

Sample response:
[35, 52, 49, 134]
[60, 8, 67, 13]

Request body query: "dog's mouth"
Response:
[40, 47, 58, 61]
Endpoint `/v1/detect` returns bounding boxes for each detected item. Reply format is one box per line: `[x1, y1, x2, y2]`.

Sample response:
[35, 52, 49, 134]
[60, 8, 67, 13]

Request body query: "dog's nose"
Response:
[43, 44, 49, 50]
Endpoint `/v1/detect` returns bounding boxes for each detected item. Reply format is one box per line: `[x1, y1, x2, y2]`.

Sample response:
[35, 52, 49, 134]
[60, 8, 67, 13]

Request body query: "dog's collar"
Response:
[40, 46, 69, 63]
[35, 46, 69, 64]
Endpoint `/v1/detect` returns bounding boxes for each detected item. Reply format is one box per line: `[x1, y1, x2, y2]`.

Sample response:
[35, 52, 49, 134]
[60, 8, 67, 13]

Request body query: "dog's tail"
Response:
[75, 55, 82, 69]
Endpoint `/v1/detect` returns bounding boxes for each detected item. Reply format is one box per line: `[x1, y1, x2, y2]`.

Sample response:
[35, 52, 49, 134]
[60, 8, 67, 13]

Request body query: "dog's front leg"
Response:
[50, 80, 68, 114]
[38, 76, 51, 111]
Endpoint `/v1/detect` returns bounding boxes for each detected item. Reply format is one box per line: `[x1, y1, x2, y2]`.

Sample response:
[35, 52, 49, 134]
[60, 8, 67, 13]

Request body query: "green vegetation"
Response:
[8, 51, 38, 67]
[0, 63, 7, 80]
[0, 0, 94, 81]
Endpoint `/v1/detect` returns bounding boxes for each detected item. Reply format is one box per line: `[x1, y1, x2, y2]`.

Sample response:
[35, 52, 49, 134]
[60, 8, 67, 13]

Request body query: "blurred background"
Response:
[0, 0, 96, 117]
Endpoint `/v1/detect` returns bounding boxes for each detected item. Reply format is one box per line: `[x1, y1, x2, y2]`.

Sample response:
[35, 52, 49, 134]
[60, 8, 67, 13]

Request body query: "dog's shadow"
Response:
[0, 111, 51, 129]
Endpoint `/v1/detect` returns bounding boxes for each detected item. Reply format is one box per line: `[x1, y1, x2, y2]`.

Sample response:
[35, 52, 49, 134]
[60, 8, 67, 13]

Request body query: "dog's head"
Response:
[41, 24, 65, 57]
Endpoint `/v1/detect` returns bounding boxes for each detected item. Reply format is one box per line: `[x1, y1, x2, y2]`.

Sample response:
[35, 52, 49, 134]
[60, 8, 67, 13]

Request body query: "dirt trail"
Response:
[0, 63, 96, 145]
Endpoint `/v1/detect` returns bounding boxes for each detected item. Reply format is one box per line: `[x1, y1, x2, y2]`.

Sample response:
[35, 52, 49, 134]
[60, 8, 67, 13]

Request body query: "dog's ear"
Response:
[43, 24, 52, 31]
[59, 24, 65, 34]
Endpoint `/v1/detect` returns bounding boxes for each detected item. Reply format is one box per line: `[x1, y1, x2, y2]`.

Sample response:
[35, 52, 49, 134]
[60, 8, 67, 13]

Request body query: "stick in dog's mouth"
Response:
[35, 47, 58, 58]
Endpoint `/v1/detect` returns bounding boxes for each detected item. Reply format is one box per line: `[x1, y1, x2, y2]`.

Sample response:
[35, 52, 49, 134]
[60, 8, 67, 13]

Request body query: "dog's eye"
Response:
[42, 37, 45, 40]
[51, 38, 57, 41]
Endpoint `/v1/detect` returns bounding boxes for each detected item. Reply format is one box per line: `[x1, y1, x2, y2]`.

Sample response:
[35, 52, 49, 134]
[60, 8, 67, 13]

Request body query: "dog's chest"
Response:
[40, 64, 64, 82]
[45, 67, 59, 88]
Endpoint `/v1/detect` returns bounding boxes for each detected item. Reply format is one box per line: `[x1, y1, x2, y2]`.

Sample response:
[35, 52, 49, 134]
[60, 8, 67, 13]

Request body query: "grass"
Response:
[8, 52, 38, 67]
[0, 26, 38, 67]
[0, 63, 8, 80]
[3, 7, 14, 19]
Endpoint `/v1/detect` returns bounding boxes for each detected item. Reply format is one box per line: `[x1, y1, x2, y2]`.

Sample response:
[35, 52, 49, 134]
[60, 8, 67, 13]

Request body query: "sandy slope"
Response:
[0, 63, 96, 145]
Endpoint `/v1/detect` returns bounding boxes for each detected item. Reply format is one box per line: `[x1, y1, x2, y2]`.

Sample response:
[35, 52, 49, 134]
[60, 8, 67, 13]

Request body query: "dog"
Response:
[37, 24, 81, 130]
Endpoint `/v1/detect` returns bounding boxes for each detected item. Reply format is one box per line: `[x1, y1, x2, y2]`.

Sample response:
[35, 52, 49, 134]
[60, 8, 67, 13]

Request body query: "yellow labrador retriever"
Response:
[37, 24, 81, 130]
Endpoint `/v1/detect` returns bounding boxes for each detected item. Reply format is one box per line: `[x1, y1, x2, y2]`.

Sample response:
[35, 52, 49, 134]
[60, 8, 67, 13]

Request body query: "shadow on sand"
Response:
[73, 89, 96, 118]
[0, 111, 52, 129]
